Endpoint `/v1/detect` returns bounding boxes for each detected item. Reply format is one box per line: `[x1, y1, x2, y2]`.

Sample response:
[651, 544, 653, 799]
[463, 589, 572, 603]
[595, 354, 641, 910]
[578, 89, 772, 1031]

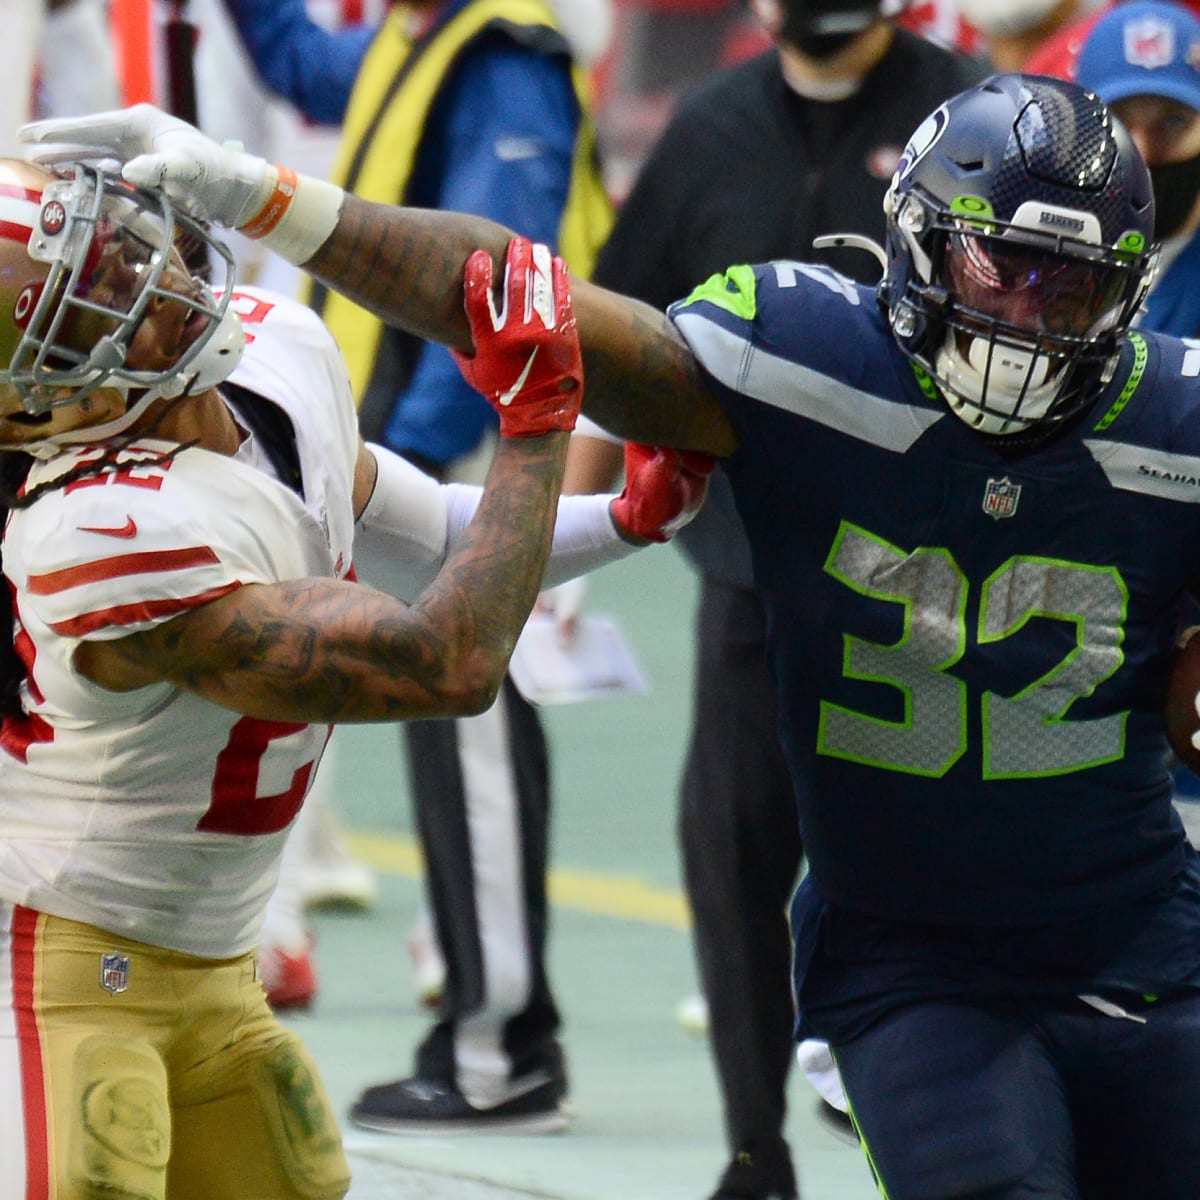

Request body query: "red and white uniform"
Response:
[0, 289, 355, 959]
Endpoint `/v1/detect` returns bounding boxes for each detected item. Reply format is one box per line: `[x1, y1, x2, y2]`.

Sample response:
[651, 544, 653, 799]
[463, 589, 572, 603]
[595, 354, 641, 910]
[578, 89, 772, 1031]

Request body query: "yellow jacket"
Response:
[311, 0, 612, 407]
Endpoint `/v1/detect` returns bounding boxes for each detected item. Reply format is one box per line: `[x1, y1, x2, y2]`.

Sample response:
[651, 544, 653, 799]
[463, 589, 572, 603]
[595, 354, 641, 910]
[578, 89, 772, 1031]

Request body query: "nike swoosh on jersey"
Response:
[77, 516, 138, 538]
[498, 348, 539, 407]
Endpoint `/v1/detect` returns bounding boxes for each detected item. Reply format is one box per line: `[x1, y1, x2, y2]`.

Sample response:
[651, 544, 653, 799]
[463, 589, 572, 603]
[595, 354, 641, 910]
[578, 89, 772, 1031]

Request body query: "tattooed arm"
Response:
[72, 239, 580, 723]
[307, 198, 738, 456]
[73, 428, 569, 723]
[18, 107, 738, 457]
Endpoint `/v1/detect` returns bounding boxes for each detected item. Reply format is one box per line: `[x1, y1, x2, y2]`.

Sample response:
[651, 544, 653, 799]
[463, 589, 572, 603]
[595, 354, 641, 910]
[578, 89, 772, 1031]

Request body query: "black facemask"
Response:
[789, 28, 865, 57]
[1149, 150, 1200, 239]
[779, 0, 879, 59]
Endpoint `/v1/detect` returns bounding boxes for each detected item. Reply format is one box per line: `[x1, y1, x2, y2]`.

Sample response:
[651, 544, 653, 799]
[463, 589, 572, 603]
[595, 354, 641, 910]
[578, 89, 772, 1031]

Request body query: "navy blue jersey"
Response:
[670, 261, 1200, 929]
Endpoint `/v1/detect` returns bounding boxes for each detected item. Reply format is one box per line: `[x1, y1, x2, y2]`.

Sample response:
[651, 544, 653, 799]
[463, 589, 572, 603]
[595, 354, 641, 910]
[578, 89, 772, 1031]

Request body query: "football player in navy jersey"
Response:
[31, 71, 1200, 1196]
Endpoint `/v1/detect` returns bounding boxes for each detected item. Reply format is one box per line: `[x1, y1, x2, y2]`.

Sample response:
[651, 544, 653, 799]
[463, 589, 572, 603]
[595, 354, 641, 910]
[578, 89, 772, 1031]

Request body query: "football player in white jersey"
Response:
[0, 155, 711, 1198]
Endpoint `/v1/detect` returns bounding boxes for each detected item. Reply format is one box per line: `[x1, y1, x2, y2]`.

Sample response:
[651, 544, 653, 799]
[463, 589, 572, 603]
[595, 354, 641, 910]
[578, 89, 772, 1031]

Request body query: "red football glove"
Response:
[610, 443, 716, 544]
[451, 237, 583, 438]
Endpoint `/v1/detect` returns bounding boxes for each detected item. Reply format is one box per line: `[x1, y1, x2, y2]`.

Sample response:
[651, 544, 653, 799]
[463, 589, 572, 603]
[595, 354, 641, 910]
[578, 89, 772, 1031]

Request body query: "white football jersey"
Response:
[0, 289, 360, 958]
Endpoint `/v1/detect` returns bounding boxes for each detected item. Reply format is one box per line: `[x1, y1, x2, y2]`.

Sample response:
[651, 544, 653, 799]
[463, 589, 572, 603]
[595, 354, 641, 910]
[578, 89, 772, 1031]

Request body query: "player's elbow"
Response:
[430, 650, 508, 717]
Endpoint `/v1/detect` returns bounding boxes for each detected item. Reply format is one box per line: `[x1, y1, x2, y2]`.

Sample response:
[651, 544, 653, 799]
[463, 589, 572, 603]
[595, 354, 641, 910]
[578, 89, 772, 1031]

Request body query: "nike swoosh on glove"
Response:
[610, 442, 716, 543]
[451, 237, 582, 438]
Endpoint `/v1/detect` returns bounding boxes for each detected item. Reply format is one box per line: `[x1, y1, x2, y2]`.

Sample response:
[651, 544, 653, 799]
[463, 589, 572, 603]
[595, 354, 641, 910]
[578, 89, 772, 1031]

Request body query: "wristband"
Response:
[237, 166, 345, 266]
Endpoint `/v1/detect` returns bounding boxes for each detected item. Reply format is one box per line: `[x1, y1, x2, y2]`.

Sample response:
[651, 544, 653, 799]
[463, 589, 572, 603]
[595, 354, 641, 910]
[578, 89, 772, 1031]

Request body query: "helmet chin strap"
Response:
[16, 302, 246, 456]
[935, 333, 1062, 436]
[30, 389, 164, 454]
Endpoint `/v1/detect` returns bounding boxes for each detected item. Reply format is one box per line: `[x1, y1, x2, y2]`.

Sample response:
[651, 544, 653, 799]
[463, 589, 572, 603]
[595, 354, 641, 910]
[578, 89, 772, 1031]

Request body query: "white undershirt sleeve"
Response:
[354, 443, 641, 603]
[443, 484, 640, 589]
[352, 443, 449, 602]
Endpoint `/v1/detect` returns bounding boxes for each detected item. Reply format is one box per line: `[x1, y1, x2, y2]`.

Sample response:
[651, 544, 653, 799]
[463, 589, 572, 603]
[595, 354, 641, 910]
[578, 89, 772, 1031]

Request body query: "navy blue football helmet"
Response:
[881, 74, 1157, 437]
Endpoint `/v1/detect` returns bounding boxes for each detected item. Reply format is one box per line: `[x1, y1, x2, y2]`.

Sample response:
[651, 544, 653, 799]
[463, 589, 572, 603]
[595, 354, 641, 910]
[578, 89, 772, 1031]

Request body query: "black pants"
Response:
[835, 993, 1200, 1200]
[679, 577, 804, 1169]
[405, 676, 561, 1099]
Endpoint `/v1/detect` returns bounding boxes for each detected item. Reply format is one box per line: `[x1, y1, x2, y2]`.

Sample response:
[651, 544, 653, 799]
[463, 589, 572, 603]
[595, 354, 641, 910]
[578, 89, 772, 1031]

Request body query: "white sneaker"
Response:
[675, 993, 709, 1037]
[292, 741, 379, 910]
[297, 840, 378, 910]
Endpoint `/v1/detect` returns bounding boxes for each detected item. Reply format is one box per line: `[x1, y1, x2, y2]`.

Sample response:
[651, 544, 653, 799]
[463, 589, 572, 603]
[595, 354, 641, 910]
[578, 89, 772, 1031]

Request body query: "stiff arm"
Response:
[304, 199, 738, 457]
[18, 106, 737, 456]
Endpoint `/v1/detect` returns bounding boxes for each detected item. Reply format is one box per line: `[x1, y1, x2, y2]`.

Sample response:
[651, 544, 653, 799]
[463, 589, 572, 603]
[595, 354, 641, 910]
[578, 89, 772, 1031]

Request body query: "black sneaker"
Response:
[349, 1072, 571, 1135]
[706, 1143, 799, 1200]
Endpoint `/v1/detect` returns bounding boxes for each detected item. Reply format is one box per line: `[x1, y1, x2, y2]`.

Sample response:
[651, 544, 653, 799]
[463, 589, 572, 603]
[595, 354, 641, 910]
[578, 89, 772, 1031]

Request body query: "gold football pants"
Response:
[0, 902, 350, 1200]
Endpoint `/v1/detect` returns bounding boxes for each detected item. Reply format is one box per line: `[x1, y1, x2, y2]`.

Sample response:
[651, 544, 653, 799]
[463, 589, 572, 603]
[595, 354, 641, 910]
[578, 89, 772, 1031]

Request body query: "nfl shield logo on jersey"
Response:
[100, 952, 130, 995]
[983, 477, 1022, 520]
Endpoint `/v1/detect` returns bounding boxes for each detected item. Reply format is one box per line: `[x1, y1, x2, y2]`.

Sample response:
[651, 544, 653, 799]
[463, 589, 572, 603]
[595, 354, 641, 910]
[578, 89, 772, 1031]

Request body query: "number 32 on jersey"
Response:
[818, 520, 1127, 780]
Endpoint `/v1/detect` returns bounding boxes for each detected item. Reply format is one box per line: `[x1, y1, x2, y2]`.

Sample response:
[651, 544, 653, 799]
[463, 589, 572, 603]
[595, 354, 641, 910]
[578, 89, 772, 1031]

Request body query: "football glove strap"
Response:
[451, 238, 582, 438]
[610, 442, 716, 544]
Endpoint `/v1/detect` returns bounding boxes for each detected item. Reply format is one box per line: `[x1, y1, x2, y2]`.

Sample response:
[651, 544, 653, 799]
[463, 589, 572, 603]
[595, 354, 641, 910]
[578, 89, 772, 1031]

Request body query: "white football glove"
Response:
[19, 103, 273, 229]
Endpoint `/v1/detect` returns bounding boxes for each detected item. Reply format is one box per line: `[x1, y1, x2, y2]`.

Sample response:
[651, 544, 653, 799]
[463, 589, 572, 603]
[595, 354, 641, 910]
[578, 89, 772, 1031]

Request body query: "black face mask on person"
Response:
[1149, 150, 1200, 239]
[758, 0, 882, 59]
[789, 28, 865, 57]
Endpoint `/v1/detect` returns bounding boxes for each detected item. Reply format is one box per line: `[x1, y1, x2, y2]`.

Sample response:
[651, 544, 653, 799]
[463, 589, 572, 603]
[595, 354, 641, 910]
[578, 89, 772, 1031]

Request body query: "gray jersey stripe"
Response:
[1083, 440, 1200, 503]
[674, 310, 944, 452]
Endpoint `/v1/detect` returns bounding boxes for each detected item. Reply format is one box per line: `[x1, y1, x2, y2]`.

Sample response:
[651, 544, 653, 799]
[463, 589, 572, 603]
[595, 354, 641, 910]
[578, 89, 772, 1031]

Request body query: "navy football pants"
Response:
[833, 994, 1200, 1200]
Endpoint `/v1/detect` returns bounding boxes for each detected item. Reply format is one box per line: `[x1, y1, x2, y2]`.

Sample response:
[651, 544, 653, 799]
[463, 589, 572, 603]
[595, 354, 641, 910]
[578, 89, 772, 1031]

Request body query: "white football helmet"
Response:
[0, 157, 243, 451]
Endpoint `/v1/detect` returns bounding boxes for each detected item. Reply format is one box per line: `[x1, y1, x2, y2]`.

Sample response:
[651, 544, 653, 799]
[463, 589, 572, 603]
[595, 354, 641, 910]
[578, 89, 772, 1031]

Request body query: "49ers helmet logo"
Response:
[40, 198, 66, 237]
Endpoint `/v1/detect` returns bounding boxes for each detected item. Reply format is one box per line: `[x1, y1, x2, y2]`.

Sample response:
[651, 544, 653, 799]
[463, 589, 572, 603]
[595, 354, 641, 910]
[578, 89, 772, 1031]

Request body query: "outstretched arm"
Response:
[19, 105, 737, 456]
[74, 240, 580, 723]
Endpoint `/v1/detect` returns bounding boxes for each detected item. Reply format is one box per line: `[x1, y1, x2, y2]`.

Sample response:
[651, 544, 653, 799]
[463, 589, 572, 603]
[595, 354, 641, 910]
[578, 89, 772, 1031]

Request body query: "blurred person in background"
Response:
[220, 0, 616, 1133]
[1025, 0, 1200, 76]
[956, 0, 1107, 69]
[565, 0, 984, 1194]
[1076, 0, 1200, 843]
[2, 0, 118, 151]
[1077, 1, 1200, 337]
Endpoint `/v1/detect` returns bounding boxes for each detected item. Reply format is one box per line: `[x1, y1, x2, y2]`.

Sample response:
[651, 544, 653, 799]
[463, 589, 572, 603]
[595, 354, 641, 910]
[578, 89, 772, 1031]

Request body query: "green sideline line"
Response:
[343, 830, 690, 931]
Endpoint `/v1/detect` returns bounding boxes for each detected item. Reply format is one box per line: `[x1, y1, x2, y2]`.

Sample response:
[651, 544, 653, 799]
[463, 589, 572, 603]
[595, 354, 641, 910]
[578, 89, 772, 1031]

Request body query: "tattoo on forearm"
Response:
[308, 201, 509, 353]
[122, 436, 567, 724]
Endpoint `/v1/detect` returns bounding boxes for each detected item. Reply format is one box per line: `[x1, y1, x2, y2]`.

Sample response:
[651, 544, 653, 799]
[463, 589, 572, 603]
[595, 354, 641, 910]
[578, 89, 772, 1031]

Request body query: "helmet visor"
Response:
[942, 230, 1134, 343]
